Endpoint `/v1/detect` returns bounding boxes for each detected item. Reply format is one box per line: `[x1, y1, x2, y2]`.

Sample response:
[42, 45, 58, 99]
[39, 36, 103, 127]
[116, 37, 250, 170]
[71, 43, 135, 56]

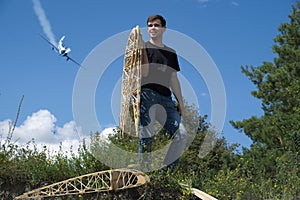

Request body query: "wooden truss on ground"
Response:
[180, 183, 218, 200]
[120, 25, 143, 137]
[16, 169, 150, 199]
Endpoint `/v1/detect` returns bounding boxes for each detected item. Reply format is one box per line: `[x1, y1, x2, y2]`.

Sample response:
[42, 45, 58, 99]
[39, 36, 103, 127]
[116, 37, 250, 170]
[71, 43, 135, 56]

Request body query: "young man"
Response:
[138, 14, 186, 172]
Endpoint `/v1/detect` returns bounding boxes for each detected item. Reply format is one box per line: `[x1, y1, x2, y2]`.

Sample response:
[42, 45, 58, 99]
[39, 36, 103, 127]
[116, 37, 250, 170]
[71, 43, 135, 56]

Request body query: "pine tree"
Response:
[231, 2, 300, 151]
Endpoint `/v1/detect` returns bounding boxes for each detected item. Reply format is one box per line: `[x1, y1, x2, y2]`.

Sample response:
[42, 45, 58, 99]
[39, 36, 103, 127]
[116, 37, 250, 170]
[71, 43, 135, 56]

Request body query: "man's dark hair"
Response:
[147, 14, 166, 27]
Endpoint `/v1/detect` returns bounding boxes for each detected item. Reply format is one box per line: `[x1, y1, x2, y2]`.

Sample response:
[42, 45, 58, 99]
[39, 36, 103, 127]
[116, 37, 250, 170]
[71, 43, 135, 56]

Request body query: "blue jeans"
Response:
[138, 88, 185, 172]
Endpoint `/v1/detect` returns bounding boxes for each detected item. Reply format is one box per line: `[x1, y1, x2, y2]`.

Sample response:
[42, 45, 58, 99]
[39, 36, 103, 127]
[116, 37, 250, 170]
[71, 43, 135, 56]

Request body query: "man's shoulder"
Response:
[163, 45, 176, 54]
[145, 41, 157, 48]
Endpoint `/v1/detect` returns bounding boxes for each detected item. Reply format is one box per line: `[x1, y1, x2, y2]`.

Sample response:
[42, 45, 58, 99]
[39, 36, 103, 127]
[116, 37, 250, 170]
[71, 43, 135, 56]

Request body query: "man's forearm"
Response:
[170, 72, 184, 114]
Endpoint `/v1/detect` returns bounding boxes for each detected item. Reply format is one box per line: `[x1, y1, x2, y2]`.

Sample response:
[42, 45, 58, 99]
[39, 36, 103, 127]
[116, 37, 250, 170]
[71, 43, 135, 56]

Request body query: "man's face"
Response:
[147, 19, 166, 39]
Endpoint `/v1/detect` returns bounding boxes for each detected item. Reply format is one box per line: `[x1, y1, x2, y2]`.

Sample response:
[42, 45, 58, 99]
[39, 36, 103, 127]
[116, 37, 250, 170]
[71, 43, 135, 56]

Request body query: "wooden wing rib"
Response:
[120, 25, 142, 137]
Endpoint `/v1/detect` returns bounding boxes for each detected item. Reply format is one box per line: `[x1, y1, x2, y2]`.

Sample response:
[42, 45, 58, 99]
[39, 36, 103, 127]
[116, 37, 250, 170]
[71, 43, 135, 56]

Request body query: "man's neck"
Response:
[149, 38, 164, 47]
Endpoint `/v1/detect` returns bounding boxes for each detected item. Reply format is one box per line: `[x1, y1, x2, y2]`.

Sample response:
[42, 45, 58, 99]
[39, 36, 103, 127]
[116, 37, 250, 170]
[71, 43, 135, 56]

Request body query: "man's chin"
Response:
[149, 33, 158, 38]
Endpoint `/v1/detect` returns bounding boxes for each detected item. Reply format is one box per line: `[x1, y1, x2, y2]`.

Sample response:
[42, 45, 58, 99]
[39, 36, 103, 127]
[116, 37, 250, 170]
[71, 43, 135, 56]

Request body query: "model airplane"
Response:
[40, 34, 83, 68]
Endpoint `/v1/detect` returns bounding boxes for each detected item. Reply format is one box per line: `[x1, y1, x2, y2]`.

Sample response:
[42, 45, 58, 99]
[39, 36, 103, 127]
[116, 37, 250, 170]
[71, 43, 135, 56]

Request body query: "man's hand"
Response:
[170, 72, 184, 116]
[177, 102, 184, 116]
[129, 30, 144, 49]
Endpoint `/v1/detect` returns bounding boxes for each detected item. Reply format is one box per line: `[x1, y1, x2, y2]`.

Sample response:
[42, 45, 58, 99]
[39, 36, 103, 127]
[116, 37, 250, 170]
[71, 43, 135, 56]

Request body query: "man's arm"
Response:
[170, 71, 184, 116]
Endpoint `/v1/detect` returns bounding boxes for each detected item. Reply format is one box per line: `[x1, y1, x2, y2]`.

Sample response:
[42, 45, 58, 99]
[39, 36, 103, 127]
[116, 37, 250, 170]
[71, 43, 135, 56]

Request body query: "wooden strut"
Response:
[180, 183, 218, 200]
[15, 169, 150, 199]
[120, 25, 143, 137]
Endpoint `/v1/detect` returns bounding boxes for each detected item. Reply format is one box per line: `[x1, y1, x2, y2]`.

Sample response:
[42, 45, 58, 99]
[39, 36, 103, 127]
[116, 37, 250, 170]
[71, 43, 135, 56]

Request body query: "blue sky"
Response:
[0, 0, 296, 151]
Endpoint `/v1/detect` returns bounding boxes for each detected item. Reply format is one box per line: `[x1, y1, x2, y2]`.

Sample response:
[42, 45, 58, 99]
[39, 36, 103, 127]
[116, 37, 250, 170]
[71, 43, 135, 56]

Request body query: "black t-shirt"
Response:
[142, 41, 180, 96]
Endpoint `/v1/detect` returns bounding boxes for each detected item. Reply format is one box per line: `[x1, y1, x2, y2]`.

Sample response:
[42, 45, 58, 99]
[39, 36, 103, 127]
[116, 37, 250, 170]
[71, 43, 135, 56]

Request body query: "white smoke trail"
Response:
[32, 0, 57, 46]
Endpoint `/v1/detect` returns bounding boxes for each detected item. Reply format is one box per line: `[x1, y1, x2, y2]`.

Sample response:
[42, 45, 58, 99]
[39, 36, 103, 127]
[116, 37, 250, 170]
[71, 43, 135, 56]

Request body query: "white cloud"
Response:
[197, 0, 209, 3]
[0, 109, 82, 156]
[14, 109, 58, 143]
[0, 119, 11, 138]
[56, 121, 81, 141]
[98, 127, 118, 144]
[0, 110, 119, 157]
[201, 92, 208, 97]
[231, 1, 239, 6]
[196, 0, 240, 7]
[197, 0, 209, 8]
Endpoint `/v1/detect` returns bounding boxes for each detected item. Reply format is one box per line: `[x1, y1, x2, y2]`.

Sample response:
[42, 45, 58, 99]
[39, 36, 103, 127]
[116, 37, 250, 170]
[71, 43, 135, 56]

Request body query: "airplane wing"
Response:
[39, 34, 59, 52]
[65, 55, 85, 69]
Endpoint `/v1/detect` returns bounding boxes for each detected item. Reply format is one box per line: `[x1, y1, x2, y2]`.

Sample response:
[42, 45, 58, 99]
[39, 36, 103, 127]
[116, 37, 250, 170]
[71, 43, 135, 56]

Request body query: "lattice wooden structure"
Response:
[16, 169, 150, 199]
[180, 183, 218, 200]
[120, 25, 143, 137]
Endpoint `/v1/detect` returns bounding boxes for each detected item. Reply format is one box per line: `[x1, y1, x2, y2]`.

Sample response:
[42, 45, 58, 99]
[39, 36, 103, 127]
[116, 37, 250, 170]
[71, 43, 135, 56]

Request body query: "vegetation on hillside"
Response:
[1, 2, 300, 199]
